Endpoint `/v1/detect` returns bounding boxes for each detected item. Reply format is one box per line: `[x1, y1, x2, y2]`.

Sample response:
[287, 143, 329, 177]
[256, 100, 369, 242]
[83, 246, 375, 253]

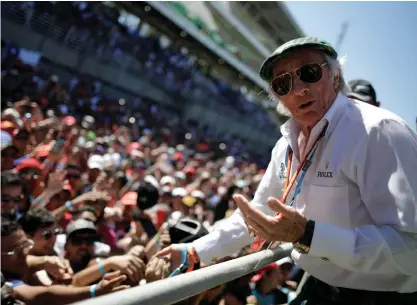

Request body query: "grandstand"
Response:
[1, 1, 302, 158]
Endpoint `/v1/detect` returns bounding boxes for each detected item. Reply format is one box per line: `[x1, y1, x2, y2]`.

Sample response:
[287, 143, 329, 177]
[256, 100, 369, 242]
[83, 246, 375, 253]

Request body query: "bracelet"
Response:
[89, 284, 97, 298]
[34, 194, 44, 203]
[96, 258, 106, 276]
[65, 201, 73, 211]
[187, 246, 200, 264]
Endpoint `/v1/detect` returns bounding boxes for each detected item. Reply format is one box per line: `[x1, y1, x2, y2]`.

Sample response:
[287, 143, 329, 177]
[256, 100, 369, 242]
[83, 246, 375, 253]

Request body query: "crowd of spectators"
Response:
[1, 2, 301, 305]
[1, 48, 299, 305]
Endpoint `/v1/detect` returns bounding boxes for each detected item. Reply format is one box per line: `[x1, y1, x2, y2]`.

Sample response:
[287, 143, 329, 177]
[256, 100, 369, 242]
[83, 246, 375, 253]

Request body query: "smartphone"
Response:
[52, 138, 66, 154]
[22, 104, 33, 114]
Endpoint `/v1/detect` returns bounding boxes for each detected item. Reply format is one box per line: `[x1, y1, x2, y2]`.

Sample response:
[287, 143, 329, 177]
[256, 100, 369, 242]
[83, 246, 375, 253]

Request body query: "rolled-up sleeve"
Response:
[309, 119, 417, 275]
[193, 143, 284, 264]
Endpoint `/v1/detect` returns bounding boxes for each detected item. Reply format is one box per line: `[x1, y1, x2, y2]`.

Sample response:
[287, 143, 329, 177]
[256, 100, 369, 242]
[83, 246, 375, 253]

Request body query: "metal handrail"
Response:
[73, 243, 293, 305]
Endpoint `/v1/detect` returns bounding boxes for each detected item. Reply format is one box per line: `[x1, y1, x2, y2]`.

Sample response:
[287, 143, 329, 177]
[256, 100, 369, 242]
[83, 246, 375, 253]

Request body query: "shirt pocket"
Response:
[305, 185, 351, 227]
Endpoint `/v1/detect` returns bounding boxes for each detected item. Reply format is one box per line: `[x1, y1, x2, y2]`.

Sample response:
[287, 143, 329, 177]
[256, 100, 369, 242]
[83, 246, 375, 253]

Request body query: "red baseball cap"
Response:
[173, 152, 183, 161]
[186, 167, 197, 175]
[15, 158, 42, 172]
[62, 116, 77, 127]
[128, 142, 142, 154]
[250, 263, 278, 282]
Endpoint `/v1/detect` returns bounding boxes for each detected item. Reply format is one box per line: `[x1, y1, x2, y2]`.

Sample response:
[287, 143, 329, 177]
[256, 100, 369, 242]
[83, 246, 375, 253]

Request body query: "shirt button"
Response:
[321, 257, 329, 262]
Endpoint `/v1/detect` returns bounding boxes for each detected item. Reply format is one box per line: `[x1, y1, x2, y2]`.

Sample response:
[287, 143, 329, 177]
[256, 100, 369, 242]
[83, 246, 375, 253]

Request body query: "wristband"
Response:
[89, 284, 97, 298]
[56, 163, 66, 170]
[65, 201, 73, 211]
[169, 246, 190, 277]
[96, 258, 106, 276]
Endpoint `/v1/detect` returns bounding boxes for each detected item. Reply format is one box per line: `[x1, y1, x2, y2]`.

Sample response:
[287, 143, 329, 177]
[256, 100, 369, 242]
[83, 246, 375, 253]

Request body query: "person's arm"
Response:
[13, 284, 92, 305]
[309, 119, 417, 275]
[72, 258, 109, 287]
[192, 142, 285, 264]
[14, 270, 127, 305]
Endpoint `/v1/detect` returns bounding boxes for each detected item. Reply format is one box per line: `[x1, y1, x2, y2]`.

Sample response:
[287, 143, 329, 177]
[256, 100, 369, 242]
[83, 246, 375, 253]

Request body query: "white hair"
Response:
[269, 54, 350, 117]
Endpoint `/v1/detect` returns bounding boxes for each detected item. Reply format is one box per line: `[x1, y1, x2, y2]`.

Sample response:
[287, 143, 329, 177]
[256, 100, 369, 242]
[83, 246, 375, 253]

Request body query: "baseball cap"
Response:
[15, 158, 42, 172]
[172, 187, 187, 197]
[87, 155, 104, 171]
[66, 219, 97, 238]
[190, 190, 205, 200]
[169, 218, 208, 244]
[128, 142, 142, 154]
[182, 196, 197, 207]
[81, 115, 95, 129]
[250, 263, 278, 282]
[175, 171, 186, 181]
[160, 175, 176, 186]
[348, 79, 377, 103]
[259, 37, 338, 82]
[62, 116, 77, 127]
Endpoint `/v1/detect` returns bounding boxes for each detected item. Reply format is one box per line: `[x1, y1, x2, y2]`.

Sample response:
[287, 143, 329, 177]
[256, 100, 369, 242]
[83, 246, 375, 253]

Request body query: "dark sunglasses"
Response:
[15, 134, 29, 141]
[69, 235, 97, 246]
[66, 174, 81, 180]
[21, 170, 41, 178]
[1, 194, 23, 203]
[271, 62, 328, 96]
[42, 228, 62, 240]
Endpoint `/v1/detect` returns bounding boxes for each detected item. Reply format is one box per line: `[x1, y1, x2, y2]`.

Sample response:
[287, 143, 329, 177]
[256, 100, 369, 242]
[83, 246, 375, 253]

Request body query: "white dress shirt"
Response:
[192, 93, 417, 293]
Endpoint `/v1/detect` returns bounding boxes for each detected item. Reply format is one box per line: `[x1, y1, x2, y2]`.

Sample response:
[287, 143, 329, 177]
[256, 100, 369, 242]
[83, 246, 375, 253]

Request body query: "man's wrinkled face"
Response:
[272, 49, 339, 129]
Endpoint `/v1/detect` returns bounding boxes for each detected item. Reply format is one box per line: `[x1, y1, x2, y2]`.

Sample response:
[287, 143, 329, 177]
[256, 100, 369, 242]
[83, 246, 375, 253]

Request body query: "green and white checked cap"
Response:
[259, 37, 338, 82]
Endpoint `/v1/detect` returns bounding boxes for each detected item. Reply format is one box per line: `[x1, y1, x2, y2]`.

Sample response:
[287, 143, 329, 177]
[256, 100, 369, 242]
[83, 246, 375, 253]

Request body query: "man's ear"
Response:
[333, 73, 341, 92]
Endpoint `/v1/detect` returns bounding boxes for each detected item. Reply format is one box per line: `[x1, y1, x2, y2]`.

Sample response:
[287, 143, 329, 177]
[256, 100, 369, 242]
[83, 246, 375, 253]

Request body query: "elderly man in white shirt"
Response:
[155, 37, 417, 305]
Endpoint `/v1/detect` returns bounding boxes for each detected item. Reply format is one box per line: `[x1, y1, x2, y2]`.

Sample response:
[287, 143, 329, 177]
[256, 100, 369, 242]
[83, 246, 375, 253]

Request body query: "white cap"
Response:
[160, 175, 176, 186]
[175, 171, 186, 181]
[172, 187, 187, 197]
[191, 190, 205, 200]
[87, 155, 104, 170]
[144, 175, 160, 191]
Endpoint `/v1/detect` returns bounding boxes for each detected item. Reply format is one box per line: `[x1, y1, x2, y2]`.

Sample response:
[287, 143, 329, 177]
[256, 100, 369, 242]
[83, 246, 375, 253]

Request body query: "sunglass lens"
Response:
[298, 64, 322, 83]
[43, 232, 52, 240]
[272, 73, 292, 96]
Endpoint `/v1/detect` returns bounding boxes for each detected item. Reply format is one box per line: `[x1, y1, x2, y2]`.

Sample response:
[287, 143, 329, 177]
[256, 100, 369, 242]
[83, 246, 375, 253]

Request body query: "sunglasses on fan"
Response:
[271, 62, 328, 96]
[42, 228, 62, 240]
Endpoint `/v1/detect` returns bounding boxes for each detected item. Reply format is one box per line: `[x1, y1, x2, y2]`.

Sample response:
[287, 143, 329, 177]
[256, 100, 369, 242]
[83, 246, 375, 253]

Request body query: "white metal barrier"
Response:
[73, 243, 293, 305]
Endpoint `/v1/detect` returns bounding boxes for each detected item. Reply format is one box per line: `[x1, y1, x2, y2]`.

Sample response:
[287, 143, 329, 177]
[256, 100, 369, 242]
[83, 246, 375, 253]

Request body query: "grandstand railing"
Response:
[73, 243, 293, 305]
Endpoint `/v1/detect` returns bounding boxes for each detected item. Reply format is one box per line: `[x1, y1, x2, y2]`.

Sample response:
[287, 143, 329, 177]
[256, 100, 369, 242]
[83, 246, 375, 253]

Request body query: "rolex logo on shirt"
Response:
[317, 171, 333, 178]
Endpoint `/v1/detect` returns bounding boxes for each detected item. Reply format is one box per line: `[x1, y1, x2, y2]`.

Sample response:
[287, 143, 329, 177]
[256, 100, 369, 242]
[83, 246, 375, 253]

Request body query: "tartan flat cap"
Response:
[259, 37, 338, 82]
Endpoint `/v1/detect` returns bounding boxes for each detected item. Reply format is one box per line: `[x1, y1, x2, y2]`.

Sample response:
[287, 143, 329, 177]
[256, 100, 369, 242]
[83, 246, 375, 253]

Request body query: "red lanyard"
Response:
[250, 124, 328, 251]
